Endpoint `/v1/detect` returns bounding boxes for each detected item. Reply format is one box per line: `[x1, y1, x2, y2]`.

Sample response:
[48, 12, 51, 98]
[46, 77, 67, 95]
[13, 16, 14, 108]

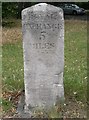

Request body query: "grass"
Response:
[64, 20, 87, 102]
[2, 18, 87, 118]
[2, 19, 24, 117]
[2, 42, 24, 91]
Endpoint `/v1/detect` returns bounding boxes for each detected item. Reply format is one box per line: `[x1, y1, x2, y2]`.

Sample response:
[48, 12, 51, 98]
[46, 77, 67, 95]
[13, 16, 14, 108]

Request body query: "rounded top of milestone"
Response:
[22, 3, 63, 14]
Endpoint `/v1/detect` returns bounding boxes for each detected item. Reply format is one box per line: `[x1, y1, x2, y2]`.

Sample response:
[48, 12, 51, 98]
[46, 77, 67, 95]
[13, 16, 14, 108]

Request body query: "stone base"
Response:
[15, 90, 64, 118]
[15, 91, 32, 118]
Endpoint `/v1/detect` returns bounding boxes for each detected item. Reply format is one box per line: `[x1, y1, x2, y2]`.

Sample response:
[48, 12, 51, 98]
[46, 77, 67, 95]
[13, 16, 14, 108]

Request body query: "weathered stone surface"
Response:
[22, 3, 64, 110]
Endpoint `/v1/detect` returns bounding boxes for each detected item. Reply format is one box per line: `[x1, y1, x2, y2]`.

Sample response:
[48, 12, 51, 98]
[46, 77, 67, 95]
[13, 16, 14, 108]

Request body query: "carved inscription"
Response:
[39, 31, 46, 40]
[22, 11, 61, 21]
[22, 11, 62, 51]
[23, 22, 61, 44]
[29, 43, 55, 49]
[23, 23, 61, 31]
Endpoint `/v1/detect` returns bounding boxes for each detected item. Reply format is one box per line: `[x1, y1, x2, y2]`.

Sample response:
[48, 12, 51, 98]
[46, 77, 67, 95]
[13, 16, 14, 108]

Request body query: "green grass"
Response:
[2, 19, 87, 117]
[2, 42, 24, 92]
[32, 106, 62, 118]
[64, 20, 87, 102]
[2, 99, 14, 112]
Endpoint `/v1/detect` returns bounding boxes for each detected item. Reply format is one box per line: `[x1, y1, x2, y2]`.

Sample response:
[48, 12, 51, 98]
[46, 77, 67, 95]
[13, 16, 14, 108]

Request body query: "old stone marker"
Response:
[22, 3, 64, 115]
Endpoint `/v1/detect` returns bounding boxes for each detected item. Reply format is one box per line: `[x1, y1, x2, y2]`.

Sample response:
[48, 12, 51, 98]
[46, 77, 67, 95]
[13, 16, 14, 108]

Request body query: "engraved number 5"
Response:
[39, 31, 46, 40]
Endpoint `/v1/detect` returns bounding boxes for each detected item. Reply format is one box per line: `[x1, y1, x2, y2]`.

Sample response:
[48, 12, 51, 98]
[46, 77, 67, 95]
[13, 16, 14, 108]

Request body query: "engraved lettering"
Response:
[39, 31, 46, 40]
[29, 43, 55, 49]
[23, 22, 61, 31]
[49, 43, 55, 48]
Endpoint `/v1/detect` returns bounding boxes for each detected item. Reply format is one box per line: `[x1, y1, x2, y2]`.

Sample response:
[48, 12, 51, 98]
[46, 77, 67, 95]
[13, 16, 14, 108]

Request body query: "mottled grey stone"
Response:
[22, 3, 64, 111]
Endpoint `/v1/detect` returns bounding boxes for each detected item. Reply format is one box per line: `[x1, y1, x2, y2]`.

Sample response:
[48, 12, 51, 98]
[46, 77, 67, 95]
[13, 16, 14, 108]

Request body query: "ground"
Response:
[1, 14, 87, 118]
